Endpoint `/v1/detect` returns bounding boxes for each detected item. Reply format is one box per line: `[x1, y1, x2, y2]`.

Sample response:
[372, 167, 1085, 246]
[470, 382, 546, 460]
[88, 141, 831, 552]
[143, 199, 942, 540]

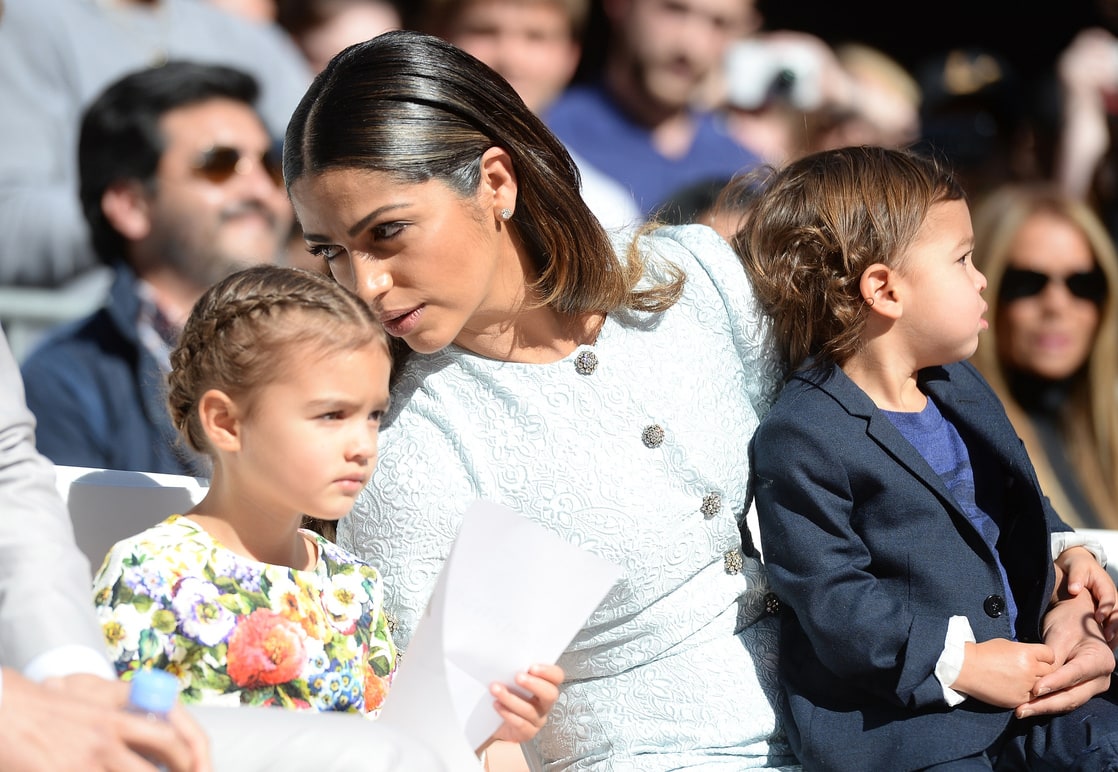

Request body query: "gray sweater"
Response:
[0, 0, 311, 286]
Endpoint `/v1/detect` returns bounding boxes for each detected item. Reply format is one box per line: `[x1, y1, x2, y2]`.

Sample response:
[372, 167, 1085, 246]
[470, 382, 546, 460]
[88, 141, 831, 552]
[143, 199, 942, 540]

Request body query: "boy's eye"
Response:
[369, 410, 385, 422]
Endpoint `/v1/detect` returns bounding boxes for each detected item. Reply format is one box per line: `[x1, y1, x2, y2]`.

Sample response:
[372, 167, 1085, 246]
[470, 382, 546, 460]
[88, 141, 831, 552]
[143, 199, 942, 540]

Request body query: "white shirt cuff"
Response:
[1051, 531, 1107, 567]
[23, 645, 116, 682]
[935, 615, 975, 706]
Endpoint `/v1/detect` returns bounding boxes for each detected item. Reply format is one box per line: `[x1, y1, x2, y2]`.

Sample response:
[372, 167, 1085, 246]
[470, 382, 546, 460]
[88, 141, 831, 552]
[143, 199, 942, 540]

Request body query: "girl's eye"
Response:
[320, 411, 344, 421]
[369, 410, 385, 422]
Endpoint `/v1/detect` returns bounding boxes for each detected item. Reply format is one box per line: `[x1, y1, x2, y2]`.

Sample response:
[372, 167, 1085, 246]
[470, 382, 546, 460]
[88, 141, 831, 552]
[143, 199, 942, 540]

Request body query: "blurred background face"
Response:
[443, 0, 580, 114]
[204, 0, 277, 23]
[996, 210, 1102, 381]
[296, 2, 401, 75]
[611, 0, 756, 110]
[144, 98, 292, 289]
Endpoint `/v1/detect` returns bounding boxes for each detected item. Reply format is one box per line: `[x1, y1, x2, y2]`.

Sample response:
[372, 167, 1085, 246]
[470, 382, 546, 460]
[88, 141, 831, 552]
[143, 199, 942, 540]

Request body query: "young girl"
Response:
[92, 264, 561, 750]
[736, 146, 1118, 770]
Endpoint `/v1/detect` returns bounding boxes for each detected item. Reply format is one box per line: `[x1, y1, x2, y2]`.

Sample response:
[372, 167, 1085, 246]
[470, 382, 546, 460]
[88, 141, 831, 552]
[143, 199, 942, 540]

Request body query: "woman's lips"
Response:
[381, 306, 423, 337]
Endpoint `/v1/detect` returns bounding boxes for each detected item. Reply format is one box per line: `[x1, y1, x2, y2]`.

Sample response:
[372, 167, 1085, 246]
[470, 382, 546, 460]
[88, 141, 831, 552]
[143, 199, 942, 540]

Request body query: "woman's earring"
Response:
[864, 297, 875, 307]
[500, 208, 513, 221]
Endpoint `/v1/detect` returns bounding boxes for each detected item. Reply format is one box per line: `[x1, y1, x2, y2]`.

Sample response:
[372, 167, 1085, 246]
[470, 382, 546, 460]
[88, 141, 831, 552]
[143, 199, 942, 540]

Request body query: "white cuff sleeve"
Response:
[23, 645, 116, 682]
[1051, 531, 1107, 567]
[935, 615, 975, 706]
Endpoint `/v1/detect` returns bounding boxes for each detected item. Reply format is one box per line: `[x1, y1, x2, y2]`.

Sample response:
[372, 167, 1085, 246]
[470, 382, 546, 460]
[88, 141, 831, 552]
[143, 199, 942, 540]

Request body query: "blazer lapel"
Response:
[799, 363, 971, 524]
[921, 364, 1032, 482]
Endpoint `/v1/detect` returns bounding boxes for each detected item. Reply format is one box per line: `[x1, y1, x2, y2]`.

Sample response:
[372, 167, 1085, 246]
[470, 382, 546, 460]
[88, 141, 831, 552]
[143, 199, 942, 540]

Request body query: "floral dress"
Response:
[92, 515, 396, 716]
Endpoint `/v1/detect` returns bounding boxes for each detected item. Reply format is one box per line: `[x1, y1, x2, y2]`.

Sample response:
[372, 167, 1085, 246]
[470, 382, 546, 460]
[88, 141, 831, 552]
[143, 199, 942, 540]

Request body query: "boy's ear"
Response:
[197, 389, 242, 452]
[860, 263, 903, 320]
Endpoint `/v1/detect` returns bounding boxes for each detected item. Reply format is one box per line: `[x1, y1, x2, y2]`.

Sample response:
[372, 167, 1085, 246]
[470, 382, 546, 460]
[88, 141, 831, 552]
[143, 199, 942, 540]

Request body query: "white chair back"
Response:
[54, 465, 209, 571]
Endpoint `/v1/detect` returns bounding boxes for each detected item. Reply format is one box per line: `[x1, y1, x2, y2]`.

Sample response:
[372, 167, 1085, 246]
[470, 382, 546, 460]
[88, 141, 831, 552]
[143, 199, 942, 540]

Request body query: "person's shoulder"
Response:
[316, 537, 383, 582]
[926, 360, 997, 398]
[633, 223, 741, 286]
[545, 82, 617, 127]
[166, 0, 311, 80]
[95, 516, 193, 579]
[547, 82, 607, 110]
[19, 310, 114, 376]
[759, 366, 844, 422]
[119, 515, 197, 549]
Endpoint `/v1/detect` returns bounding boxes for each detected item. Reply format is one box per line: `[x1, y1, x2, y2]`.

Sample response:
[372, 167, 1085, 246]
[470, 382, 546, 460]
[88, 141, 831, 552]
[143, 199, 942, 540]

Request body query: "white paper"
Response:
[376, 500, 622, 770]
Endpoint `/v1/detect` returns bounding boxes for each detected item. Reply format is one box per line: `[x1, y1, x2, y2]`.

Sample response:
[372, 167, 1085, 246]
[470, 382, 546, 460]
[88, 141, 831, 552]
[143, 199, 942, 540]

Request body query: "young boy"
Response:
[737, 145, 1118, 770]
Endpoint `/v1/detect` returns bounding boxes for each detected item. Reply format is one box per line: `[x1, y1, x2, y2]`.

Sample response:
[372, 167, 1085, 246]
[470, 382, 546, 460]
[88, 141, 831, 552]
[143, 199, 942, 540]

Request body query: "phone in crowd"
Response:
[725, 39, 824, 111]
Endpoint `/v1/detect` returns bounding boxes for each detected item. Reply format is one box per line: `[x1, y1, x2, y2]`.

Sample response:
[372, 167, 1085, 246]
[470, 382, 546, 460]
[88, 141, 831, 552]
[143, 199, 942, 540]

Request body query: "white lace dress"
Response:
[338, 225, 799, 770]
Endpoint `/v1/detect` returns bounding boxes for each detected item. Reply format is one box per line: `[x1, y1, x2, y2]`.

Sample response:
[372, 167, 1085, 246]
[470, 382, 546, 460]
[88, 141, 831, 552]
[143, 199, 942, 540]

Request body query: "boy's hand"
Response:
[952, 639, 1056, 708]
[479, 663, 564, 749]
[1056, 546, 1118, 642]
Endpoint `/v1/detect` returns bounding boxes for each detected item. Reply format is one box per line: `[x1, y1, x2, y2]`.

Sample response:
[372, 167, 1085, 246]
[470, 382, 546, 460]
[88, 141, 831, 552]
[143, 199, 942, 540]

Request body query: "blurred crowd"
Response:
[6, 0, 1118, 503]
[6, 1, 1118, 769]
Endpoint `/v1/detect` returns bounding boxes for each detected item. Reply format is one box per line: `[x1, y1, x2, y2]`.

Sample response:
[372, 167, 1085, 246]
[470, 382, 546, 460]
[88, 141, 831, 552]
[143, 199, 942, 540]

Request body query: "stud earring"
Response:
[500, 207, 513, 221]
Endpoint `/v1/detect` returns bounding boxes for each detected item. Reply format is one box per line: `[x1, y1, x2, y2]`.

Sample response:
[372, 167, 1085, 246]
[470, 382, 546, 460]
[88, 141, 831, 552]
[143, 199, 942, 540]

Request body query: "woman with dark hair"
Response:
[284, 29, 796, 771]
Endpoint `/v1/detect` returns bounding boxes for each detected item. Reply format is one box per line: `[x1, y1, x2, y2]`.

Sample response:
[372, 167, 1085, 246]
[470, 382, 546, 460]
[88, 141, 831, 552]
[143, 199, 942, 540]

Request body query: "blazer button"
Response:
[983, 594, 1006, 618]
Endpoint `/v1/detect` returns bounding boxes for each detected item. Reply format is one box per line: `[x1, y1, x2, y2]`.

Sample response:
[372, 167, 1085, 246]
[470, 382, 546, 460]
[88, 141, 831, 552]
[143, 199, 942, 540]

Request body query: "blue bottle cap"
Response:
[128, 669, 180, 715]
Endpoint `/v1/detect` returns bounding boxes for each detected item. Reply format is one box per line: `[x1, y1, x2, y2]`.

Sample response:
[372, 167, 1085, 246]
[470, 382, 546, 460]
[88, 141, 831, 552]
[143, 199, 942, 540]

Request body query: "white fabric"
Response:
[935, 615, 976, 706]
[1051, 530, 1108, 566]
[24, 644, 115, 682]
[339, 225, 796, 770]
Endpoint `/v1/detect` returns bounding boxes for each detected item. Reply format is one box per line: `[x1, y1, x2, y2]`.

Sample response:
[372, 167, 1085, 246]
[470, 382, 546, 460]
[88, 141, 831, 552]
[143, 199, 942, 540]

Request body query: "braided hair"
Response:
[167, 265, 386, 456]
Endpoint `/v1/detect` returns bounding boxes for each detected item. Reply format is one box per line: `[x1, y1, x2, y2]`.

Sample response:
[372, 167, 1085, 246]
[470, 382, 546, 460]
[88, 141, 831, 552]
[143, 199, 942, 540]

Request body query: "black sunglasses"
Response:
[192, 145, 284, 188]
[999, 266, 1107, 304]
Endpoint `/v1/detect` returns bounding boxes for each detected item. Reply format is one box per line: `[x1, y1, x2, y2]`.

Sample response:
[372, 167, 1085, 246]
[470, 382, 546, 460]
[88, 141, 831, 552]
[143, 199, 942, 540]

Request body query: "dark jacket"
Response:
[751, 360, 1071, 771]
[21, 264, 205, 476]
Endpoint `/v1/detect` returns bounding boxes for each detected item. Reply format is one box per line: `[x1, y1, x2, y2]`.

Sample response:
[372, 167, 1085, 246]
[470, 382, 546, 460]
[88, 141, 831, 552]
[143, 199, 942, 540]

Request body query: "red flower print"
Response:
[364, 672, 390, 713]
[226, 609, 306, 688]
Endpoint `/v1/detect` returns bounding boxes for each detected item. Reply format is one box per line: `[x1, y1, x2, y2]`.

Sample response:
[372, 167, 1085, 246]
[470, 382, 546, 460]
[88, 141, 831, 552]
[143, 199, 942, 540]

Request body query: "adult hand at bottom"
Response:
[1019, 587, 1115, 719]
[0, 669, 211, 772]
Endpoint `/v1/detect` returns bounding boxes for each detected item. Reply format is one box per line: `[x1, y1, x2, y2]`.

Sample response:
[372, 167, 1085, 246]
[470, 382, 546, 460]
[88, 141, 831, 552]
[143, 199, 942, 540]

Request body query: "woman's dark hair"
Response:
[284, 30, 682, 330]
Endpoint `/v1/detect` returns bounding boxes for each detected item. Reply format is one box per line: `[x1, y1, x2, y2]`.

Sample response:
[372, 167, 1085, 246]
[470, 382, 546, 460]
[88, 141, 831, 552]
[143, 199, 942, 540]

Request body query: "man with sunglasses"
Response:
[21, 61, 294, 477]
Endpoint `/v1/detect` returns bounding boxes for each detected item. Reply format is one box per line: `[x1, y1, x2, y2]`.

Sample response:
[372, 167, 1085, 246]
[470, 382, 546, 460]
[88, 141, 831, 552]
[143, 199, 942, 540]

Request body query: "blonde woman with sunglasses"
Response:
[971, 183, 1118, 529]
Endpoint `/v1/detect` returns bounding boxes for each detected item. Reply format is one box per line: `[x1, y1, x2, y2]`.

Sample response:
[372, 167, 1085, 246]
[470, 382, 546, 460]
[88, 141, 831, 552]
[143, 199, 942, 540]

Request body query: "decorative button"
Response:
[574, 350, 598, 375]
[764, 592, 782, 616]
[700, 492, 722, 519]
[642, 424, 664, 448]
[723, 549, 743, 574]
[983, 594, 1006, 618]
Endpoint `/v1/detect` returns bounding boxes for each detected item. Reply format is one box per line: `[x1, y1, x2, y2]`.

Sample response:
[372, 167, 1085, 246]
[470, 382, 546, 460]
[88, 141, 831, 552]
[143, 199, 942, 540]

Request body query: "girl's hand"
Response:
[1056, 546, 1118, 642]
[478, 664, 564, 750]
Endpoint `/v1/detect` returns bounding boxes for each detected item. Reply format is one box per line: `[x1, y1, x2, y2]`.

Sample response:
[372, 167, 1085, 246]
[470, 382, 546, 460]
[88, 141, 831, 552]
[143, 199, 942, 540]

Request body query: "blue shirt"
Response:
[544, 83, 761, 217]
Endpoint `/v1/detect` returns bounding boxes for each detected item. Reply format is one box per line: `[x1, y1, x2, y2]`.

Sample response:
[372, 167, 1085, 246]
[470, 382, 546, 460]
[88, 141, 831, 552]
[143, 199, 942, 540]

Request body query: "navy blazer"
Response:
[20, 264, 206, 476]
[751, 360, 1072, 771]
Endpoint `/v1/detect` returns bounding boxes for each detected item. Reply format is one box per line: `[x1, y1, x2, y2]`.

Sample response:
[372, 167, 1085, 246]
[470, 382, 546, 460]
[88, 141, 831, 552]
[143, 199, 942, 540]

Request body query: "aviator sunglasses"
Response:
[191, 145, 284, 188]
[999, 266, 1108, 304]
